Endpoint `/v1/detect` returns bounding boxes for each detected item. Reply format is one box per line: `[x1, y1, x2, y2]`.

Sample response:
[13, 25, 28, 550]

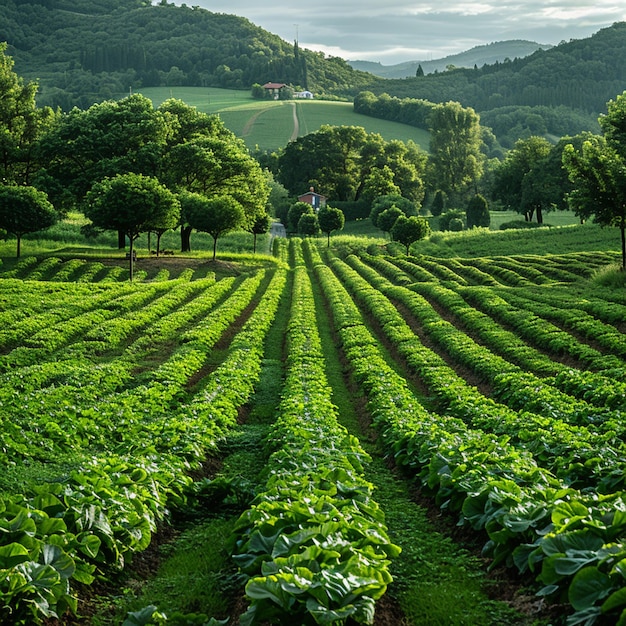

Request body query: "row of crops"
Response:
[307, 243, 626, 626]
[0, 241, 625, 625]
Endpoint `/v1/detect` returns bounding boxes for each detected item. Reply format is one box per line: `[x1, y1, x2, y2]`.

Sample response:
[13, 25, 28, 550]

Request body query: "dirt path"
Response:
[241, 102, 299, 142]
[289, 102, 299, 141]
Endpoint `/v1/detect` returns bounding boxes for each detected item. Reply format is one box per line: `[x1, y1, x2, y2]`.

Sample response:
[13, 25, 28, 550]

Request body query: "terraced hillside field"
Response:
[0, 241, 625, 626]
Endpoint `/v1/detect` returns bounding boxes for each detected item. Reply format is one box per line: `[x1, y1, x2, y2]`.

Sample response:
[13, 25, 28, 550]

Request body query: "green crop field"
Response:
[0, 195, 625, 626]
[136, 86, 431, 151]
[1, 230, 625, 625]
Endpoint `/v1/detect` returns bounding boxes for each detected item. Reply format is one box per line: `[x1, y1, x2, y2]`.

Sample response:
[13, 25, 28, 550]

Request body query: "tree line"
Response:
[267, 86, 626, 268]
[0, 44, 269, 276]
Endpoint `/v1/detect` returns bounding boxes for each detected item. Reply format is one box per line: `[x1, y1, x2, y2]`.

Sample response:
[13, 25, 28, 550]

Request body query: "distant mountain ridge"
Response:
[349, 40, 554, 78]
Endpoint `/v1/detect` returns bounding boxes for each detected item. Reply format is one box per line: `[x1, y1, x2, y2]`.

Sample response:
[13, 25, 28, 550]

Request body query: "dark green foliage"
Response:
[0, 43, 57, 186]
[428, 101, 484, 201]
[0, 184, 58, 256]
[438, 209, 466, 231]
[448, 217, 464, 231]
[353, 91, 435, 130]
[297, 212, 319, 236]
[277, 125, 426, 205]
[84, 172, 180, 277]
[317, 206, 345, 246]
[38, 94, 171, 210]
[466, 194, 490, 228]
[186, 195, 245, 260]
[1, 0, 376, 110]
[369, 194, 416, 228]
[391, 215, 431, 254]
[287, 201, 313, 233]
[430, 190, 446, 217]
[355, 23, 626, 115]
[247, 212, 271, 253]
[352, 24, 626, 147]
[491, 136, 552, 222]
[480, 105, 599, 149]
[378, 206, 404, 237]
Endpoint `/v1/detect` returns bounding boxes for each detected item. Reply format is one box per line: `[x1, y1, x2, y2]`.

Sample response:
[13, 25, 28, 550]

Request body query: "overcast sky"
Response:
[174, 1, 626, 65]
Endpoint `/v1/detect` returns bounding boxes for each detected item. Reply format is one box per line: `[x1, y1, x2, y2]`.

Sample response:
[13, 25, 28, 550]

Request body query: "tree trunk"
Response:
[129, 238, 134, 282]
[212, 236, 217, 260]
[156, 232, 163, 257]
[536, 205, 543, 224]
[181, 225, 192, 252]
[621, 220, 626, 272]
[253, 233, 257, 254]
[16, 235, 21, 258]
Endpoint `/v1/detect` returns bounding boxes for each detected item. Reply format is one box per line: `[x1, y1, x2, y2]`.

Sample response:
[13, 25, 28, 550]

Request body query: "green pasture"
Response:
[136, 87, 430, 151]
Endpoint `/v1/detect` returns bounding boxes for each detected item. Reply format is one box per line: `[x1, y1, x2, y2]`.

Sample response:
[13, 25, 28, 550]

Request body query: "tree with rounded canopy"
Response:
[491, 136, 552, 222]
[84, 173, 180, 280]
[391, 215, 431, 255]
[0, 184, 58, 257]
[563, 92, 626, 270]
[369, 194, 416, 228]
[38, 94, 171, 214]
[297, 212, 320, 237]
[439, 209, 466, 231]
[185, 194, 245, 260]
[163, 128, 268, 251]
[428, 101, 484, 203]
[277, 125, 426, 204]
[378, 206, 404, 239]
[563, 135, 626, 270]
[287, 201, 314, 233]
[317, 206, 345, 246]
[360, 165, 400, 204]
[466, 194, 490, 228]
[248, 212, 271, 254]
[518, 134, 590, 221]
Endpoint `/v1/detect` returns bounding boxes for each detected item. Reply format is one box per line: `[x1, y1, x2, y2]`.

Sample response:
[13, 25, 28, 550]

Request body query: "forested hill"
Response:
[349, 40, 553, 79]
[3, 0, 626, 150]
[361, 23, 626, 120]
[350, 22, 626, 148]
[0, 0, 378, 110]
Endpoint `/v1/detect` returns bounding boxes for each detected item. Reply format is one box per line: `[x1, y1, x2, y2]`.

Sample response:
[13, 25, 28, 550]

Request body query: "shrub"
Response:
[466, 194, 490, 228]
[592, 264, 626, 288]
[431, 190, 446, 217]
[438, 209, 465, 231]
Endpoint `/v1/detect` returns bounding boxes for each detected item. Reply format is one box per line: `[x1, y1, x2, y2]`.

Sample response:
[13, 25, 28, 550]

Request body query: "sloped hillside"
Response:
[0, 0, 378, 109]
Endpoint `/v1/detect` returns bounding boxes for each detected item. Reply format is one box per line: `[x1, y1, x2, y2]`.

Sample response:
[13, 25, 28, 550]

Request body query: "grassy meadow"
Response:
[136, 86, 431, 151]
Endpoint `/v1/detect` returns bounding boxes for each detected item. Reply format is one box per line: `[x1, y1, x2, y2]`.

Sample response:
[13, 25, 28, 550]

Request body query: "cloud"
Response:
[175, 1, 626, 64]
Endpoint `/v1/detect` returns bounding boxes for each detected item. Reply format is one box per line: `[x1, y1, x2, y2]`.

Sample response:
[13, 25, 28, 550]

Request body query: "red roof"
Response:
[263, 82, 287, 89]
